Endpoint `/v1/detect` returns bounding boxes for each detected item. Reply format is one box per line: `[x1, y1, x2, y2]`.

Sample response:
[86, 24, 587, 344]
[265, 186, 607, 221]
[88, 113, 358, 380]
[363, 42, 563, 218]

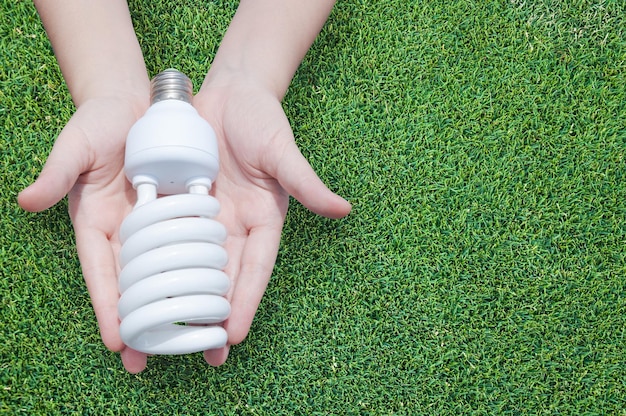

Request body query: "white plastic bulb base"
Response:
[125, 98, 219, 196]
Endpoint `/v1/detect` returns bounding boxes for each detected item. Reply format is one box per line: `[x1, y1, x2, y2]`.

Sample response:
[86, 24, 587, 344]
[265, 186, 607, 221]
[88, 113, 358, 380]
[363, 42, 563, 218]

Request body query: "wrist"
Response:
[73, 75, 150, 109]
[201, 65, 280, 101]
[202, 0, 336, 101]
[74, 85, 151, 123]
[52, 59, 150, 114]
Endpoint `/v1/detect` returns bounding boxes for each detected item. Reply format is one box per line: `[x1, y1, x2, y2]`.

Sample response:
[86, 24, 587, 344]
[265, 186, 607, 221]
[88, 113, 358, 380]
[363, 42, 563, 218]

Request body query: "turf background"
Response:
[1, 0, 625, 414]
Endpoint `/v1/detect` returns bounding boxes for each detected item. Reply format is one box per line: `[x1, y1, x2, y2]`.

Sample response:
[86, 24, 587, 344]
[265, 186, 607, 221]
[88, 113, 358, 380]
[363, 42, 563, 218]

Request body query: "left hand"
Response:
[193, 72, 351, 366]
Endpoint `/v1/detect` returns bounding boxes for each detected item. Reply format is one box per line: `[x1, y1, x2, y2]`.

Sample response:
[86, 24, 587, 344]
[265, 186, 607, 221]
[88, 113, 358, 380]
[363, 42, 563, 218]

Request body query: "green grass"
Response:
[2, 0, 625, 414]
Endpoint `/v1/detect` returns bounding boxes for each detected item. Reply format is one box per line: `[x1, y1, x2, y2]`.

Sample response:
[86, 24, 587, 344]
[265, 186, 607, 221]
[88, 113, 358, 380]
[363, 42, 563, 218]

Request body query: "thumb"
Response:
[274, 141, 351, 219]
[18, 124, 89, 212]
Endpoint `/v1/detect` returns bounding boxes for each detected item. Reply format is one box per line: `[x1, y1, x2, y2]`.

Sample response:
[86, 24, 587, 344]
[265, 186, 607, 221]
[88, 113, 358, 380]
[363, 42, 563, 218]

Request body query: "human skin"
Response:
[194, 0, 352, 366]
[19, 0, 351, 373]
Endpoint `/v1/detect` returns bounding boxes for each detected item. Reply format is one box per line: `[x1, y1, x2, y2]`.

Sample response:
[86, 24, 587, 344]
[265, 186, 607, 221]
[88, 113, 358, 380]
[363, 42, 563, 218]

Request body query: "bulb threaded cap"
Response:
[150, 69, 193, 104]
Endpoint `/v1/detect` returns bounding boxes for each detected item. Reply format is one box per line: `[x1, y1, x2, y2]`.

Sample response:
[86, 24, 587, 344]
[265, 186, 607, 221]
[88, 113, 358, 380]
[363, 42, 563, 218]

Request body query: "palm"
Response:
[208, 85, 292, 232]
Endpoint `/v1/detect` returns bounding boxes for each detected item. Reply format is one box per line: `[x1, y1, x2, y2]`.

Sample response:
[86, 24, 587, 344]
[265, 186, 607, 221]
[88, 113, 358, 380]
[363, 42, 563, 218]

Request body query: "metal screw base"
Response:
[150, 69, 193, 105]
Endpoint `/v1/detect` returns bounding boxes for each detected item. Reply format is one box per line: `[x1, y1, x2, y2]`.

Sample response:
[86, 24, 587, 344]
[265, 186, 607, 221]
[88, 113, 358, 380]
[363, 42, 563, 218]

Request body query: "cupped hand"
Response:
[193, 74, 351, 366]
[18, 94, 151, 373]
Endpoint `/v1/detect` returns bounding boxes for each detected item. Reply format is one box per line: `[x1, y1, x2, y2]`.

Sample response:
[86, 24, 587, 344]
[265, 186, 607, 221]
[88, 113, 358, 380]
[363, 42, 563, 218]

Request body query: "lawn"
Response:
[1, 0, 625, 414]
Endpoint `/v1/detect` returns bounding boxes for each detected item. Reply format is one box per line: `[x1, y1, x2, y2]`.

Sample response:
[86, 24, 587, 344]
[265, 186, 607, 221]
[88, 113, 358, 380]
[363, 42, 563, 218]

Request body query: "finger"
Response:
[18, 123, 90, 212]
[201, 231, 254, 367]
[200, 219, 245, 367]
[221, 230, 247, 298]
[74, 227, 124, 352]
[76, 219, 149, 373]
[203, 345, 230, 367]
[202, 225, 279, 367]
[120, 347, 148, 374]
[274, 141, 351, 219]
[225, 223, 283, 346]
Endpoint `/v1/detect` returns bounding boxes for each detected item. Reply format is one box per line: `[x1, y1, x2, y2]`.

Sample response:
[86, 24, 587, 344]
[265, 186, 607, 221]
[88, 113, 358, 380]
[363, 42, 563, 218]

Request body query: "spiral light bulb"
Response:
[118, 69, 231, 355]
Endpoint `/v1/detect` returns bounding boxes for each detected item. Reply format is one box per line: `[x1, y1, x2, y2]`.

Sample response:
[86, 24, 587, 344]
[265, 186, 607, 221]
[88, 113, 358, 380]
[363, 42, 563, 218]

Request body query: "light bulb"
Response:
[117, 69, 231, 355]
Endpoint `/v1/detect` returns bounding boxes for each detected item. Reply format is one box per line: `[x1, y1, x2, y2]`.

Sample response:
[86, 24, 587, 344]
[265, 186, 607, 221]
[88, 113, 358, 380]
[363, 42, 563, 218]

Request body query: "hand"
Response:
[194, 73, 352, 366]
[18, 93, 153, 374]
